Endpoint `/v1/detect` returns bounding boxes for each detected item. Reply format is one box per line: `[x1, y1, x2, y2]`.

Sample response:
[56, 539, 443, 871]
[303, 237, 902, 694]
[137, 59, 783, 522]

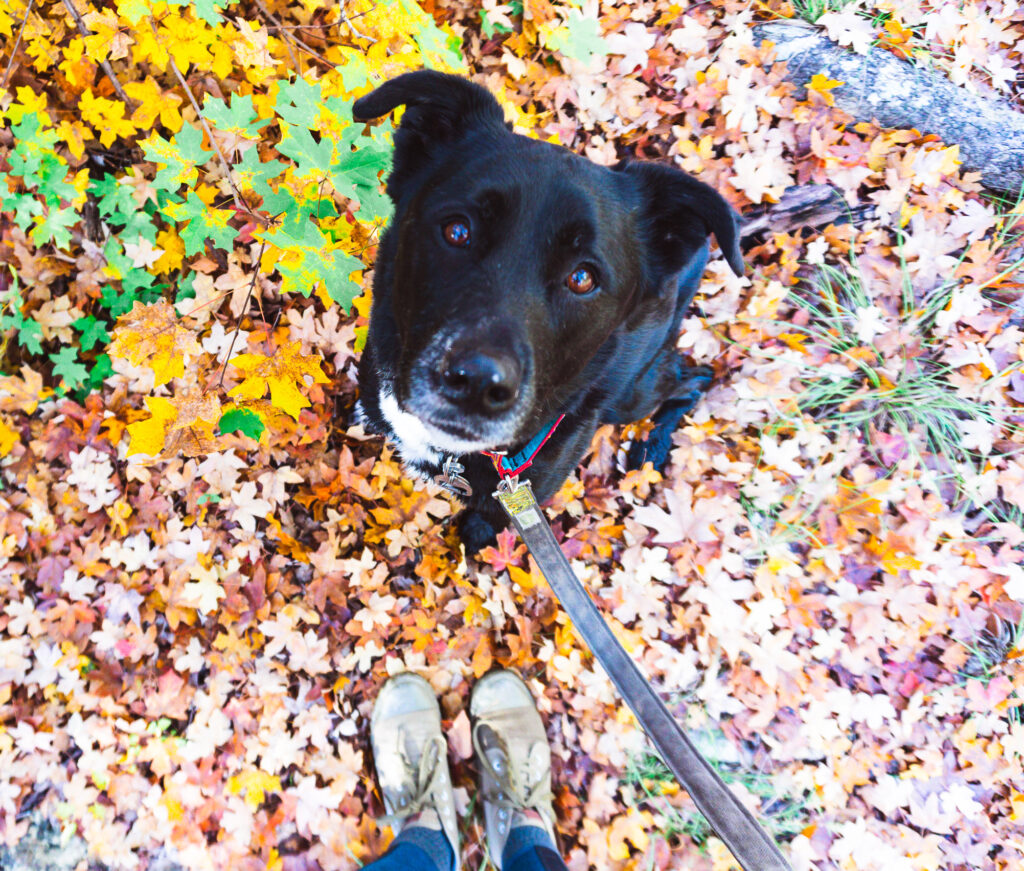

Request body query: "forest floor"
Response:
[1, 1, 1023, 869]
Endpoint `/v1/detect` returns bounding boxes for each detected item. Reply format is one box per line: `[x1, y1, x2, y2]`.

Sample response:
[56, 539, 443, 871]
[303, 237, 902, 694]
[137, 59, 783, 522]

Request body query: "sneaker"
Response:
[370, 672, 459, 867]
[469, 670, 557, 869]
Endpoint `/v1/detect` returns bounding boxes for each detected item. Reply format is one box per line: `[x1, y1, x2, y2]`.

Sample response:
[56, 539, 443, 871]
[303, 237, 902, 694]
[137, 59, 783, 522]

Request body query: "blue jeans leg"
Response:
[362, 825, 454, 871]
[502, 824, 568, 871]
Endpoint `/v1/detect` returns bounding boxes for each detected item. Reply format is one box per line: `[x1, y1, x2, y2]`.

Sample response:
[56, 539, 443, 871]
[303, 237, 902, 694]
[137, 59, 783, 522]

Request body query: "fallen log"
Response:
[752, 20, 1024, 196]
[739, 183, 875, 238]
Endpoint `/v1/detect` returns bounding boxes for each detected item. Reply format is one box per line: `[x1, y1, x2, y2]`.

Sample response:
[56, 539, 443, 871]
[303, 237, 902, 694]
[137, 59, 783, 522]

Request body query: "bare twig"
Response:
[252, 0, 301, 72]
[61, 0, 135, 108]
[152, 22, 270, 228]
[338, 0, 375, 43]
[218, 240, 266, 389]
[1, 0, 34, 91]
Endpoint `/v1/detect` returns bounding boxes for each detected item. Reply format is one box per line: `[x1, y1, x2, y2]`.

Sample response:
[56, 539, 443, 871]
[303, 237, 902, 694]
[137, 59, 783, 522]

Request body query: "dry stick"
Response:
[253, 0, 301, 72]
[164, 54, 257, 223]
[338, 0, 376, 43]
[61, 0, 135, 108]
[145, 16, 265, 224]
[218, 240, 267, 389]
[1, 0, 35, 90]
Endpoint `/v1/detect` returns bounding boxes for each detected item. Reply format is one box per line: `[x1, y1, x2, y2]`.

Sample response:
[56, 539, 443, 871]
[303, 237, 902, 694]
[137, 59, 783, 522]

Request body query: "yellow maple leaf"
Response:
[126, 396, 177, 456]
[0, 417, 18, 457]
[55, 118, 94, 161]
[152, 228, 185, 273]
[807, 72, 845, 107]
[82, 8, 132, 61]
[607, 809, 652, 860]
[2, 86, 49, 125]
[228, 341, 330, 420]
[109, 301, 202, 387]
[227, 769, 281, 811]
[80, 89, 137, 147]
[124, 78, 184, 133]
[57, 37, 95, 90]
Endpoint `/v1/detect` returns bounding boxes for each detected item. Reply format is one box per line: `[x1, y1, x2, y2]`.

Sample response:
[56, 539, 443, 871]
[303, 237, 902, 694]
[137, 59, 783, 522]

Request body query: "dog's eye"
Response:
[443, 220, 471, 248]
[566, 266, 597, 295]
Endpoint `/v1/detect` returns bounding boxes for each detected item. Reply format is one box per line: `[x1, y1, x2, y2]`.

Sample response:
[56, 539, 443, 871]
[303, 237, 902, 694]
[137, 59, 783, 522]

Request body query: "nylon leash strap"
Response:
[494, 479, 792, 871]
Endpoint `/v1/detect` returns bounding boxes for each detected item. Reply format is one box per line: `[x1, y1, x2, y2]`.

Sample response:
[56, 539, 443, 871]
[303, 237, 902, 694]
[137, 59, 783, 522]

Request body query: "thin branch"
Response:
[252, 0, 301, 72]
[218, 240, 266, 389]
[1, 0, 34, 91]
[338, 0, 375, 43]
[61, 0, 135, 108]
[154, 26, 269, 228]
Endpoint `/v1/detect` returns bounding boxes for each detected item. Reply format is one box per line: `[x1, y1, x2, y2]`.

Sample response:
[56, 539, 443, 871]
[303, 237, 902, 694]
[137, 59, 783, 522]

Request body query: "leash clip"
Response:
[433, 455, 473, 498]
[494, 473, 520, 495]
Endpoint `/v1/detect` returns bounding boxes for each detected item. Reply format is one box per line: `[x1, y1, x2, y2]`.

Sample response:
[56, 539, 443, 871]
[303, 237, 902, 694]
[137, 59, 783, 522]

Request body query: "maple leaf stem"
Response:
[61, 0, 136, 110]
[177, 288, 237, 321]
[0, 0, 34, 90]
[218, 240, 266, 390]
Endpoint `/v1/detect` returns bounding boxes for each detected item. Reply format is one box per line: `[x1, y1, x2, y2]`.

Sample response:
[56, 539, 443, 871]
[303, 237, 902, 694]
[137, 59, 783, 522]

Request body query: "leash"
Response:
[487, 461, 791, 870]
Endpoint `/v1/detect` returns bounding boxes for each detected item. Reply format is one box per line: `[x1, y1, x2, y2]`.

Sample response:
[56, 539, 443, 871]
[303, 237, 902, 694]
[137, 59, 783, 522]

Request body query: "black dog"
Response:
[352, 71, 743, 552]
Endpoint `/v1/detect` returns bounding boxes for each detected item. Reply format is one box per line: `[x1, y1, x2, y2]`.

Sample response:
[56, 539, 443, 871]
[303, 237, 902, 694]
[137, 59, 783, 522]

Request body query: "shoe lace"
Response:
[380, 732, 448, 827]
[472, 721, 553, 815]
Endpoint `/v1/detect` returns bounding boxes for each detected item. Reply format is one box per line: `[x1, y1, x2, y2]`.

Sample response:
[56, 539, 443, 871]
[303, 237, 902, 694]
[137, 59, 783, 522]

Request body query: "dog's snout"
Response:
[439, 349, 521, 415]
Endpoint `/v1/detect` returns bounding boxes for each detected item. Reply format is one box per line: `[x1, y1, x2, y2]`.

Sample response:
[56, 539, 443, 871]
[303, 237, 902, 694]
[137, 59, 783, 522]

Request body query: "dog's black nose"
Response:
[439, 349, 521, 415]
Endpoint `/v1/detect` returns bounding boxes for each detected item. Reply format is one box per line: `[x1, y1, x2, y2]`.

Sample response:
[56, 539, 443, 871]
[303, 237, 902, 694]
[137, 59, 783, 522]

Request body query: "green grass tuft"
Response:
[623, 747, 811, 849]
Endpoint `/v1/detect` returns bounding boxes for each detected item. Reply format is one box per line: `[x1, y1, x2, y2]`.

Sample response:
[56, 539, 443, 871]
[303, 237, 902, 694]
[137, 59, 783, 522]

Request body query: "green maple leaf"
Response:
[49, 346, 89, 390]
[17, 317, 44, 354]
[93, 174, 139, 224]
[275, 79, 323, 127]
[218, 408, 265, 440]
[398, 0, 465, 70]
[5, 193, 43, 230]
[231, 146, 286, 201]
[8, 116, 60, 183]
[337, 50, 370, 92]
[548, 9, 608, 66]
[87, 353, 114, 391]
[73, 314, 111, 352]
[144, 125, 211, 192]
[31, 206, 78, 248]
[202, 93, 272, 138]
[282, 244, 364, 308]
[99, 284, 136, 317]
[173, 124, 212, 167]
[277, 124, 335, 182]
[0, 302, 44, 355]
[163, 191, 237, 255]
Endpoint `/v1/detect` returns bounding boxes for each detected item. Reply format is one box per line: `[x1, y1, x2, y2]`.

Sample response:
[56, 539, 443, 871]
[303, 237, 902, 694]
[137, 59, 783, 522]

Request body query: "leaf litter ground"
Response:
[1, 1, 1023, 870]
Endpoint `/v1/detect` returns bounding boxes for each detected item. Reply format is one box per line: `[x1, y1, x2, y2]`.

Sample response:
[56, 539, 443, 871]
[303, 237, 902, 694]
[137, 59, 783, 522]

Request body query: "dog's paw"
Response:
[626, 381, 711, 473]
[458, 511, 500, 555]
[678, 364, 714, 395]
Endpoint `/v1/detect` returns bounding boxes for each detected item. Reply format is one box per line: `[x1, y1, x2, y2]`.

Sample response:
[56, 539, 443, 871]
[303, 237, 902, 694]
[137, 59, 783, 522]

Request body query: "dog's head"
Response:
[354, 71, 742, 455]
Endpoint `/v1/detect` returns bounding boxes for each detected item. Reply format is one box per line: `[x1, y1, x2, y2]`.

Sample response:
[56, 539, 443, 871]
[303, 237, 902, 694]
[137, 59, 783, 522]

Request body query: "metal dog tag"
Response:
[434, 455, 472, 498]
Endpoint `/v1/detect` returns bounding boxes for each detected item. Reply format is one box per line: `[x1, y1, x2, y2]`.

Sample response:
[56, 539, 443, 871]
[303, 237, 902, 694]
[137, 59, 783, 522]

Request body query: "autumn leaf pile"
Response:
[2, 0, 1024, 869]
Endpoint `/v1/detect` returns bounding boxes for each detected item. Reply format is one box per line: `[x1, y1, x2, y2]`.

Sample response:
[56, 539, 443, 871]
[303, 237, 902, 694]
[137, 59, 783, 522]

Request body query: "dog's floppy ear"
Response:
[620, 161, 744, 277]
[353, 71, 508, 197]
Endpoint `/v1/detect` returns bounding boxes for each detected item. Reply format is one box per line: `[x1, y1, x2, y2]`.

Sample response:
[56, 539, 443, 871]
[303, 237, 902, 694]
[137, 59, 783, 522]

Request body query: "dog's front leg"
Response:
[626, 363, 714, 472]
[457, 500, 508, 555]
